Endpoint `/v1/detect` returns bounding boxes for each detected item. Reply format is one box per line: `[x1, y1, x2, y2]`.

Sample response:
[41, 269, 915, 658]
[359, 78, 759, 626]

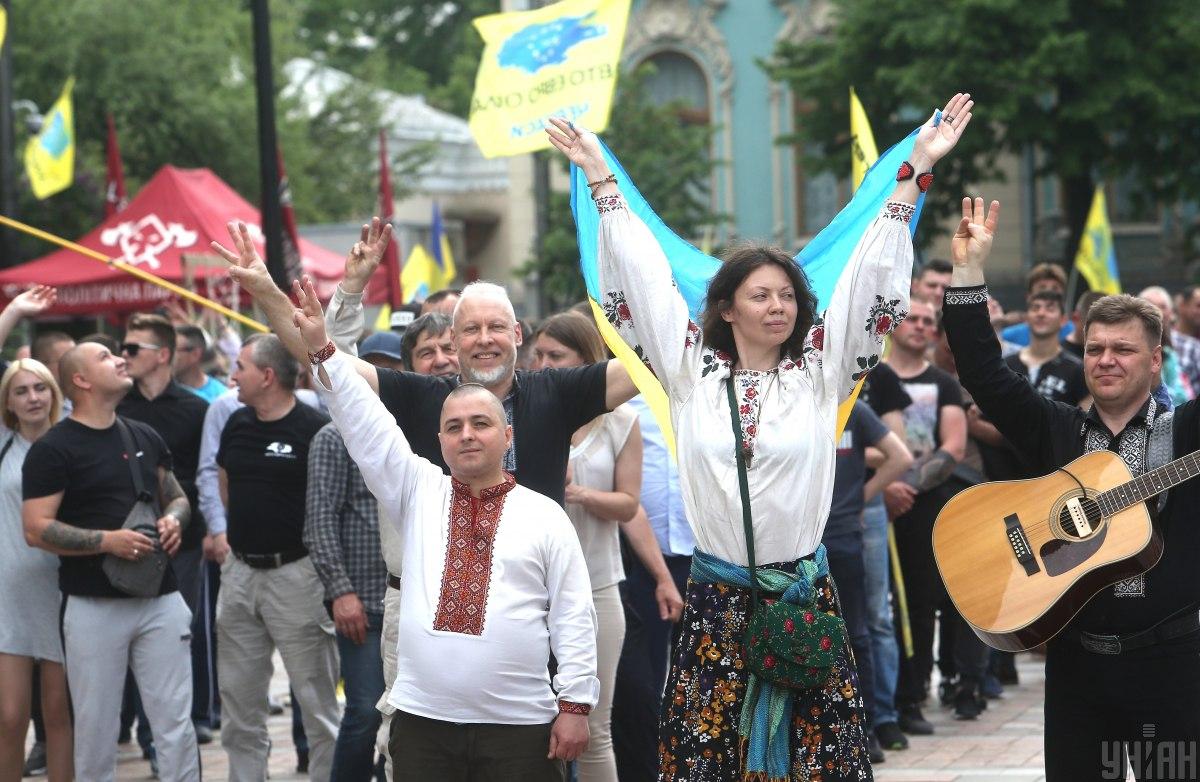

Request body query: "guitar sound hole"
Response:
[1057, 496, 1104, 540]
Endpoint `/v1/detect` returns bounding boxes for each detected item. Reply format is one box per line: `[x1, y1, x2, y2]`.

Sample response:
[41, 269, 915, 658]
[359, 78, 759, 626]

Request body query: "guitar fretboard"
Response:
[1096, 450, 1200, 516]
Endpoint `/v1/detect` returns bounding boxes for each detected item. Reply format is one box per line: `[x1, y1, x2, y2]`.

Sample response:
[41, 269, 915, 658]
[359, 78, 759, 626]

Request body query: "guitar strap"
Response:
[1148, 409, 1174, 513]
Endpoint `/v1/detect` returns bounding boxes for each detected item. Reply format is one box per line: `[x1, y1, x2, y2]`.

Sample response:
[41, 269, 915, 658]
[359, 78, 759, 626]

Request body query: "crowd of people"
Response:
[1, 91, 1197, 782]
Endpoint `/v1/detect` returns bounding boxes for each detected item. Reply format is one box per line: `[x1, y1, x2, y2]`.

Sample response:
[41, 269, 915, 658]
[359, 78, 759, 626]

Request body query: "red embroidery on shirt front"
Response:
[431, 474, 516, 635]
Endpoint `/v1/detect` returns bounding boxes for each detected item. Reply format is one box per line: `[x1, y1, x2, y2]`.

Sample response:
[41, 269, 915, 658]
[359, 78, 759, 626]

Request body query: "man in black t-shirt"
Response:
[882, 298, 967, 736]
[22, 341, 200, 781]
[215, 333, 338, 781]
[117, 312, 213, 752]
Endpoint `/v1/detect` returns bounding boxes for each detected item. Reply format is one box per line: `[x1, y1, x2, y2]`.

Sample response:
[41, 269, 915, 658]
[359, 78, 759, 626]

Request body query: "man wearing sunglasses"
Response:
[116, 313, 211, 766]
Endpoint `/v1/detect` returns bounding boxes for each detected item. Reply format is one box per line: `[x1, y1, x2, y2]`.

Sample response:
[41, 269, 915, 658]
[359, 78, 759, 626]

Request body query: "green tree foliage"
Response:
[295, 0, 496, 117]
[522, 65, 721, 308]
[5, 0, 406, 262]
[768, 0, 1200, 257]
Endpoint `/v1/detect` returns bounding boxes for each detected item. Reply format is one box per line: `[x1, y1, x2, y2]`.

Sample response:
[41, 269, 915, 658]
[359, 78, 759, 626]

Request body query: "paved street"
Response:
[24, 651, 1090, 781]
[875, 653, 1047, 782]
[94, 653, 1056, 781]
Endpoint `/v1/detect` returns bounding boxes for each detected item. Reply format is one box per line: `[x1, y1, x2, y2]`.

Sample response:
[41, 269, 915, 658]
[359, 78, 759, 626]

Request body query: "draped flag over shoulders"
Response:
[25, 77, 76, 200]
[571, 118, 933, 454]
[1073, 186, 1121, 295]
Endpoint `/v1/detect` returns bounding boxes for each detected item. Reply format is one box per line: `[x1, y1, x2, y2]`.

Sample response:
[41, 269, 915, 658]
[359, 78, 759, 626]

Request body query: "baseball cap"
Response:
[359, 331, 405, 361]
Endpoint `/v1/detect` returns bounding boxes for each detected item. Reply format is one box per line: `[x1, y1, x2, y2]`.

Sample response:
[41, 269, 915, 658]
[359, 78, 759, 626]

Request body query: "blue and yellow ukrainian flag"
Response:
[24, 77, 76, 199]
[571, 118, 935, 452]
[430, 203, 457, 288]
[1073, 186, 1121, 295]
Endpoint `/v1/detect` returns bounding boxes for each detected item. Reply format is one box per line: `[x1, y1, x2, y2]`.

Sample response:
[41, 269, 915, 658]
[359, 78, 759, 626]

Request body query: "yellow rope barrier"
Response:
[0, 214, 268, 332]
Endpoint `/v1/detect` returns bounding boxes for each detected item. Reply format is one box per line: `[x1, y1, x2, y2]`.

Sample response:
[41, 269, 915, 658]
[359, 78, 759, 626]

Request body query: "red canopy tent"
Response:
[0, 166, 384, 316]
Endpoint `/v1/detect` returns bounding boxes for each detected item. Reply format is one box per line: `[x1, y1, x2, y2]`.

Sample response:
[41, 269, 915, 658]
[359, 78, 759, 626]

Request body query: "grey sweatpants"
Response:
[217, 555, 340, 782]
[63, 592, 199, 782]
[375, 583, 402, 781]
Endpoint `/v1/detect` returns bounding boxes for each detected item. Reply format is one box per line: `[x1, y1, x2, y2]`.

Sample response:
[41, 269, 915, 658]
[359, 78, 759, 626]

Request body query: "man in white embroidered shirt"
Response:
[288, 277, 598, 781]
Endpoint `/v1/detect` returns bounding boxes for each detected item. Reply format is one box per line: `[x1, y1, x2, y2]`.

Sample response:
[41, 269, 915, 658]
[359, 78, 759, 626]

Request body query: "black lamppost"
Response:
[251, 0, 286, 289]
[0, 0, 17, 266]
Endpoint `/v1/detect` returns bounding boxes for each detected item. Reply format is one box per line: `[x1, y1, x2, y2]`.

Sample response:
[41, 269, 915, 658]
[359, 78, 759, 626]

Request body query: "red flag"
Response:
[276, 146, 303, 285]
[104, 113, 127, 218]
[379, 130, 402, 307]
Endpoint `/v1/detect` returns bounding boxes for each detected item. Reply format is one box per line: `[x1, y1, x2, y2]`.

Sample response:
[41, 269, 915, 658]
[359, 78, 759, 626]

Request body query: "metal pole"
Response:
[0, 0, 17, 265]
[533, 152, 551, 316]
[1020, 143, 1037, 275]
[251, 0, 286, 289]
[529, 0, 550, 318]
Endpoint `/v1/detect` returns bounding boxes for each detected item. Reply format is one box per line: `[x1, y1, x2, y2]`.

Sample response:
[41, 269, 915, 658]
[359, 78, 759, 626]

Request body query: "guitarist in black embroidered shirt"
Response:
[942, 197, 1200, 781]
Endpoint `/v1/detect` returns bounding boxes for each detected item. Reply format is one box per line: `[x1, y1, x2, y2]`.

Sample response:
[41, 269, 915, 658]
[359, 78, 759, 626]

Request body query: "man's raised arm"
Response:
[942, 197, 1059, 464]
[210, 221, 382, 394]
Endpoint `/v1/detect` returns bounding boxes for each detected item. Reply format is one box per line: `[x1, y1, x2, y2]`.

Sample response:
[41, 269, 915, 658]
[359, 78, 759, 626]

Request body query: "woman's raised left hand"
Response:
[911, 93, 974, 169]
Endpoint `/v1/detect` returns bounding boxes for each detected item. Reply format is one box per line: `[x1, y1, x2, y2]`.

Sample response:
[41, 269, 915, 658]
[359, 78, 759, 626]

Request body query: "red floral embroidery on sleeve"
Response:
[559, 700, 592, 715]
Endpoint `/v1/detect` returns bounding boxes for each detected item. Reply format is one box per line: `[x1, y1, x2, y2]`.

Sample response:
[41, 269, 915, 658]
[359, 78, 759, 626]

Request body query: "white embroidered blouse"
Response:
[595, 195, 915, 565]
[314, 351, 600, 724]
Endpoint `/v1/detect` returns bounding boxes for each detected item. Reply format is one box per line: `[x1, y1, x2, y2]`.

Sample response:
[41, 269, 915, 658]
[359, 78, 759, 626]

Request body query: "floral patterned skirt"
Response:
[658, 561, 872, 782]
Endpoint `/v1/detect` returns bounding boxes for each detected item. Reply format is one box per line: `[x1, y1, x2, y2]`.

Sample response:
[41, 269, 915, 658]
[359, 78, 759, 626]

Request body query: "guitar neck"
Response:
[1097, 450, 1200, 515]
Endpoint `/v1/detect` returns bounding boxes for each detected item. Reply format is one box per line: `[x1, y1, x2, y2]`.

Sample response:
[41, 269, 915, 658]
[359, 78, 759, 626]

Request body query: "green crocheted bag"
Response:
[743, 598, 846, 689]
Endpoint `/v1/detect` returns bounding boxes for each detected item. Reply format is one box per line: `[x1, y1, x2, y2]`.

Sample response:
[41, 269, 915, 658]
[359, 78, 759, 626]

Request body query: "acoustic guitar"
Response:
[932, 447, 1199, 651]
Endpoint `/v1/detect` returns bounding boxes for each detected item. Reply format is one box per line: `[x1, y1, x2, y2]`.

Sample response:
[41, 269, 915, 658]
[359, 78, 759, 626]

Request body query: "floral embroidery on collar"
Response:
[731, 369, 778, 466]
[433, 473, 516, 635]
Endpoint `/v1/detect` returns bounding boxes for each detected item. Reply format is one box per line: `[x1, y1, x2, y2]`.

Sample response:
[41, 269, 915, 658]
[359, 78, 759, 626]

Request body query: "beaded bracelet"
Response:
[309, 341, 336, 365]
[587, 173, 617, 197]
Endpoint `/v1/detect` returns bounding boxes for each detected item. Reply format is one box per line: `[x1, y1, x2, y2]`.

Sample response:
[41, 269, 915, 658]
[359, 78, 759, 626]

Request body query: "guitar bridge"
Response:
[1064, 497, 1093, 537]
[1005, 513, 1040, 576]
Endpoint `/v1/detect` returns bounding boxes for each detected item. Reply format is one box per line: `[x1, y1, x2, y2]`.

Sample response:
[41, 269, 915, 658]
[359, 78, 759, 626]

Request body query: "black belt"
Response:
[1078, 609, 1200, 655]
[234, 549, 307, 570]
[387, 573, 401, 590]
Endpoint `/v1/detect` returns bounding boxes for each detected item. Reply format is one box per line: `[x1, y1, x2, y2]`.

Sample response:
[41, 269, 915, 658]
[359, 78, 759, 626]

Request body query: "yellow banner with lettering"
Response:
[469, 0, 631, 158]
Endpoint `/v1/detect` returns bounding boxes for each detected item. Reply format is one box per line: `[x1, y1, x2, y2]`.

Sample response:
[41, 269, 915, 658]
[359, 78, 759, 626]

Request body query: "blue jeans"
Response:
[330, 613, 384, 780]
[862, 500, 900, 725]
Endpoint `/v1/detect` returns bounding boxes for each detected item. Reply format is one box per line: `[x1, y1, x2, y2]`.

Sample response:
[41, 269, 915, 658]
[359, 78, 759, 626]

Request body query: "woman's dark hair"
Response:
[700, 244, 818, 362]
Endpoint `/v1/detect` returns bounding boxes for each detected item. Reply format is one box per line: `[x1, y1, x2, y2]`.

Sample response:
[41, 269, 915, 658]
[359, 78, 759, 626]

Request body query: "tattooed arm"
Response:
[23, 492, 154, 559]
[901, 448, 959, 493]
[156, 467, 189, 556]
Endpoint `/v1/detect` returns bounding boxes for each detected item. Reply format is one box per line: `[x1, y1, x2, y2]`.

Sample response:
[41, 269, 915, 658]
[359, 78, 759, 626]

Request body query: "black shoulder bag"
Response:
[101, 419, 169, 597]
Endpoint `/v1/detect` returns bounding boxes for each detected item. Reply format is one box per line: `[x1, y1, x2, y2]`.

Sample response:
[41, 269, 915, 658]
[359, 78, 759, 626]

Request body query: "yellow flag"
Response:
[850, 87, 878, 192]
[469, 0, 631, 158]
[0, 7, 8, 51]
[374, 304, 393, 333]
[400, 244, 439, 304]
[24, 77, 76, 199]
[1073, 186, 1121, 295]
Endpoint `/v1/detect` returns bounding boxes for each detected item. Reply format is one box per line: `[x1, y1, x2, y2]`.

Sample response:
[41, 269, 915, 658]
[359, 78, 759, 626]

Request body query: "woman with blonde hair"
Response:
[0, 358, 72, 781]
